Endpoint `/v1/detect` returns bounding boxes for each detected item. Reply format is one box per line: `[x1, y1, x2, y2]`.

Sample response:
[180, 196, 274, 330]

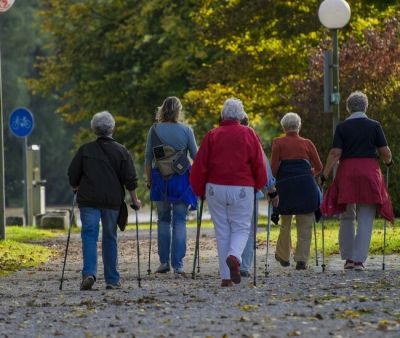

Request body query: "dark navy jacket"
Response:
[275, 159, 321, 215]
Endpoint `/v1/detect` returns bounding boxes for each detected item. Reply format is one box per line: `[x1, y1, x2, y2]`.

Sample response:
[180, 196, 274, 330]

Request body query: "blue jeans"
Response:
[241, 199, 259, 273]
[80, 207, 120, 284]
[156, 200, 188, 271]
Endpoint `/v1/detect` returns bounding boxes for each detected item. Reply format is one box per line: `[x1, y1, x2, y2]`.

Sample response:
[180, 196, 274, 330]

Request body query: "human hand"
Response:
[318, 174, 327, 187]
[130, 199, 141, 210]
[385, 159, 394, 167]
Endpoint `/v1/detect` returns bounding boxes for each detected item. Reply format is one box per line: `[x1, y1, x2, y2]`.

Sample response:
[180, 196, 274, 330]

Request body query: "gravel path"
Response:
[1, 228, 400, 338]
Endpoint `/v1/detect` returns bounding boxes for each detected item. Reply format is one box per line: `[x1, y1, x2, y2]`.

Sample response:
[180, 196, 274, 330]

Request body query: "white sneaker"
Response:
[354, 262, 365, 271]
[156, 263, 170, 273]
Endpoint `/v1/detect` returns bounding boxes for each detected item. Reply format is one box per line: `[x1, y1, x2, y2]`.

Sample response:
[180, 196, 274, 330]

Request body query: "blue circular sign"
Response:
[9, 107, 34, 137]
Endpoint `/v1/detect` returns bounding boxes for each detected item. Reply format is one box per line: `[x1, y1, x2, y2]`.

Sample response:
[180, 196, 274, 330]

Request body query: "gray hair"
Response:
[221, 98, 245, 121]
[281, 112, 301, 132]
[91, 111, 115, 136]
[346, 91, 368, 113]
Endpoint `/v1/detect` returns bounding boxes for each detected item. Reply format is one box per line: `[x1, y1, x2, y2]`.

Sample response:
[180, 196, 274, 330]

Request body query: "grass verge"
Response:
[0, 226, 62, 276]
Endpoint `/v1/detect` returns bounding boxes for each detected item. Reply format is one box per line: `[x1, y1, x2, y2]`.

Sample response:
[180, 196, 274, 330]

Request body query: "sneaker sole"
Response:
[226, 257, 241, 284]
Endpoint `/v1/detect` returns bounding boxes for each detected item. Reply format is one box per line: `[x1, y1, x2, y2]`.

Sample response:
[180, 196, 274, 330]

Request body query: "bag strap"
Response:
[151, 124, 166, 147]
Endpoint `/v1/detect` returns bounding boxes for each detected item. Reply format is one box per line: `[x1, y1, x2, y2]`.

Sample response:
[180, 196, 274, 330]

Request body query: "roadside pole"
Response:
[0, 1, 18, 239]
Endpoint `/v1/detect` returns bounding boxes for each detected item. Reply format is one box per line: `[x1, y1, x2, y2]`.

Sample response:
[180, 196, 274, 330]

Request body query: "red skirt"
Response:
[321, 158, 394, 223]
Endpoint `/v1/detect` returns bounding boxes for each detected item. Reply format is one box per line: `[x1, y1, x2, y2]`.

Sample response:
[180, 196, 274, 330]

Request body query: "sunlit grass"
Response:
[0, 226, 60, 276]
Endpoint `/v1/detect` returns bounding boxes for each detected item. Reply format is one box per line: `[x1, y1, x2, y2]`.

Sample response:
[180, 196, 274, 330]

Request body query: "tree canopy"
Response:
[22, 0, 400, 210]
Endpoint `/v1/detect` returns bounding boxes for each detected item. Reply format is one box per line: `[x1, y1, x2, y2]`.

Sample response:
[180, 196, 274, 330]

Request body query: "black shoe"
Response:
[80, 275, 95, 291]
[295, 261, 307, 270]
[275, 254, 290, 267]
[240, 270, 251, 277]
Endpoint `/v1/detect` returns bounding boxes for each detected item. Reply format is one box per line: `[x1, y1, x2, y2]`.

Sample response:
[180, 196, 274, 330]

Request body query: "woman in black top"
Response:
[321, 91, 393, 271]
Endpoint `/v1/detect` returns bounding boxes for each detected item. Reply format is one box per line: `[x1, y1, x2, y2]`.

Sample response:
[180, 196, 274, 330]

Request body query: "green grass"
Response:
[0, 226, 62, 276]
[257, 218, 400, 256]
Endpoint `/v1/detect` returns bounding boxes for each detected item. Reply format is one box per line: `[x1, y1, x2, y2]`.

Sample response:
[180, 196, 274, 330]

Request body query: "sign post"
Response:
[9, 107, 34, 226]
[0, 0, 16, 239]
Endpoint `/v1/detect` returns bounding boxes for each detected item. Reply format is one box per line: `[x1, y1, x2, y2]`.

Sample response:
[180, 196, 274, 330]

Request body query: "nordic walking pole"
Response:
[382, 166, 389, 271]
[59, 192, 77, 291]
[253, 191, 257, 286]
[265, 201, 272, 278]
[192, 197, 204, 279]
[313, 221, 319, 266]
[196, 201, 202, 273]
[132, 205, 142, 288]
[147, 201, 153, 275]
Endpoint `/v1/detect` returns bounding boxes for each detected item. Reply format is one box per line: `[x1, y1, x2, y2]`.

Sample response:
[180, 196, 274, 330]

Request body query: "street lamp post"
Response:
[318, 0, 351, 135]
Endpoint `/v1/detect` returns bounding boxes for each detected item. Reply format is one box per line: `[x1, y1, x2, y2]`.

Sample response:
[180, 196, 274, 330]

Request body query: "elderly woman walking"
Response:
[271, 112, 323, 270]
[190, 98, 267, 287]
[68, 111, 141, 290]
[321, 91, 394, 271]
[145, 96, 198, 276]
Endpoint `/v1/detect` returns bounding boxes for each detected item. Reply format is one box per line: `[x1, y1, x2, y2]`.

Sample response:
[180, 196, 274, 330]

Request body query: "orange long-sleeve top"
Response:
[270, 132, 323, 177]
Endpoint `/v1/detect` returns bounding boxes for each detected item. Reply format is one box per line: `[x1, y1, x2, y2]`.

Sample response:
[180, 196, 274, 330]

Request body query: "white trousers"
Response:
[206, 183, 254, 279]
[339, 203, 376, 263]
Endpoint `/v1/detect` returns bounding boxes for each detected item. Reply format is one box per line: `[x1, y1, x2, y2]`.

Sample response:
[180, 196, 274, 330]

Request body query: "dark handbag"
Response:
[172, 151, 190, 175]
[117, 201, 128, 231]
[97, 140, 128, 231]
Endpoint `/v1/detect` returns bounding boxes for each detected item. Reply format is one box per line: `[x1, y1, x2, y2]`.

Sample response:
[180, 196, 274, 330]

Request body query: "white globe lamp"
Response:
[318, 0, 351, 29]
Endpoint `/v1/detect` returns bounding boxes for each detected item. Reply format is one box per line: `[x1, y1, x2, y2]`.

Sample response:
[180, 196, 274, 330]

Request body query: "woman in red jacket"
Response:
[190, 98, 267, 287]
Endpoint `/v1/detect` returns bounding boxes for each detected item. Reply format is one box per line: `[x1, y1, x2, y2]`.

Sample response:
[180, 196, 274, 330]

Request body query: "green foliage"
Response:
[0, 226, 59, 276]
[0, 1, 75, 206]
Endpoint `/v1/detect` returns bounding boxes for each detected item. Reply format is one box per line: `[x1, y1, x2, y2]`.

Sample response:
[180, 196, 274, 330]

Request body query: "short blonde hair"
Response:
[281, 112, 301, 132]
[156, 96, 182, 122]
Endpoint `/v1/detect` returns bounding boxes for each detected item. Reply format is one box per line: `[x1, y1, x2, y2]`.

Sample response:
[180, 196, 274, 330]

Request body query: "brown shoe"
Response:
[226, 255, 241, 284]
[221, 279, 234, 287]
[344, 260, 355, 270]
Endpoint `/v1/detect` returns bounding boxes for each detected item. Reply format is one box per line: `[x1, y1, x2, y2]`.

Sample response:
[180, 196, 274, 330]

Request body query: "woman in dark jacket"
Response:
[321, 91, 393, 271]
[271, 112, 323, 270]
[68, 111, 141, 290]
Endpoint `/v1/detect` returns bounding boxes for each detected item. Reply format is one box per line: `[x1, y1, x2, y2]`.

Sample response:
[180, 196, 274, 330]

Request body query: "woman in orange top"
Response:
[271, 112, 322, 270]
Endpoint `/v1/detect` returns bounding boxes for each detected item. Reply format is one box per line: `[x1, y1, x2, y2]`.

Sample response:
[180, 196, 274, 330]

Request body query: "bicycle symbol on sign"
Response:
[12, 116, 32, 130]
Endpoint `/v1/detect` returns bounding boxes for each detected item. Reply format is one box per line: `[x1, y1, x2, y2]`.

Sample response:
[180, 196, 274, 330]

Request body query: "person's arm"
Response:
[252, 134, 267, 190]
[378, 146, 392, 165]
[307, 140, 323, 176]
[121, 149, 141, 209]
[189, 133, 210, 197]
[67, 146, 83, 191]
[187, 126, 198, 161]
[144, 127, 153, 187]
[129, 189, 141, 210]
[322, 148, 342, 179]
[376, 123, 392, 166]
[270, 139, 279, 177]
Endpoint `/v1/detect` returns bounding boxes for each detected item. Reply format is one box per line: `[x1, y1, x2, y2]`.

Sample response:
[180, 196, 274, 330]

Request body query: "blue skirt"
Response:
[150, 167, 197, 210]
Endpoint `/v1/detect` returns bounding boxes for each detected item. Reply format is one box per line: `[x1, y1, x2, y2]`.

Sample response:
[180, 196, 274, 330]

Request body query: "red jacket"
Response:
[321, 158, 394, 223]
[190, 120, 267, 197]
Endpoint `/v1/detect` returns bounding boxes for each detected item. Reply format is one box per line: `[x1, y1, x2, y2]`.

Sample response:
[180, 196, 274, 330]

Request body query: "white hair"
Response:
[91, 111, 115, 136]
[221, 98, 245, 121]
[281, 112, 301, 132]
